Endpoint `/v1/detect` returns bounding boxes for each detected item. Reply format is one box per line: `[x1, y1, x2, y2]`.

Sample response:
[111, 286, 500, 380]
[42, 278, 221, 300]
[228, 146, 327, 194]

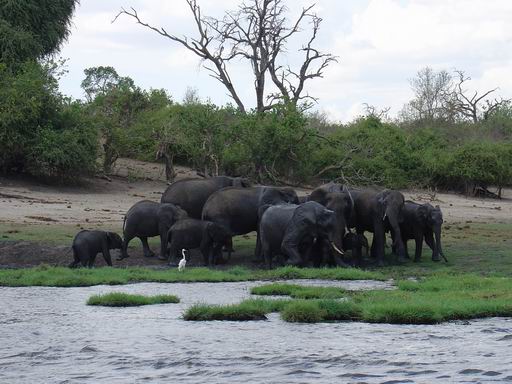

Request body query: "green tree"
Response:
[82, 66, 148, 174]
[0, 0, 78, 66]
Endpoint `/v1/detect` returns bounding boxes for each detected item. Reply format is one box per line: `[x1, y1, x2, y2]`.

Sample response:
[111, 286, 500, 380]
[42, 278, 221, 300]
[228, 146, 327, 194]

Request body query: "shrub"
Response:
[87, 292, 179, 307]
[281, 300, 325, 323]
[0, 61, 98, 179]
[27, 104, 98, 180]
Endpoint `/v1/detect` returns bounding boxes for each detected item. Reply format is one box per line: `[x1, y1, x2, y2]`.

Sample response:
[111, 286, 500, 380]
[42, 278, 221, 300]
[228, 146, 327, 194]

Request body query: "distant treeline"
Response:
[2, 0, 511, 196]
[2, 62, 512, 196]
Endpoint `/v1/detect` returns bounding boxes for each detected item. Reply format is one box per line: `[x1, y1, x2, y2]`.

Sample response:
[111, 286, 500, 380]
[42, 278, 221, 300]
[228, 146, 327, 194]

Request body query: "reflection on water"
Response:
[1, 280, 511, 383]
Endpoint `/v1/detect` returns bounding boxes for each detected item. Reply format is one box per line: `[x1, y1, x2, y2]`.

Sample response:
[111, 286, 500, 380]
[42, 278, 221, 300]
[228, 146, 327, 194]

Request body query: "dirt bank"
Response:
[1, 158, 511, 268]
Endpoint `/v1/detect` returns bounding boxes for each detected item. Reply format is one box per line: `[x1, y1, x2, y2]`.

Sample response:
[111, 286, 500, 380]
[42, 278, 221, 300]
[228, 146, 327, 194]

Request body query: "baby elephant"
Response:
[167, 219, 231, 266]
[342, 232, 369, 266]
[69, 230, 123, 268]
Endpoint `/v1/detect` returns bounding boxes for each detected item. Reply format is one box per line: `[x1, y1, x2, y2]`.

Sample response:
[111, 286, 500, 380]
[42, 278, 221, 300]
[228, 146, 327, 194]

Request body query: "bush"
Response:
[87, 292, 179, 307]
[281, 300, 325, 323]
[26, 104, 98, 180]
[0, 61, 99, 179]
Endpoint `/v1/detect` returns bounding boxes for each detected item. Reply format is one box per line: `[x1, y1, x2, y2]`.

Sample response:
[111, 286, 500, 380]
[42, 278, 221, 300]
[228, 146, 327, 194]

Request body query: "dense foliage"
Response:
[0, 0, 78, 66]
[0, 0, 98, 180]
[0, 61, 98, 179]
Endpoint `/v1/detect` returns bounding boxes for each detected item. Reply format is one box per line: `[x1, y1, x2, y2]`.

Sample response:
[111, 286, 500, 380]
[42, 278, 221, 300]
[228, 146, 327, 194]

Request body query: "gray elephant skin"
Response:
[69, 230, 123, 268]
[350, 189, 406, 266]
[119, 200, 188, 260]
[398, 201, 446, 262]
[342, 232, 369, 262]
[309, 182, 354, 256]
[166, 218, 232, 266]
[202, 186, 299, 261]
[259, 201, 345, 268]
[160, 176, 251, 219]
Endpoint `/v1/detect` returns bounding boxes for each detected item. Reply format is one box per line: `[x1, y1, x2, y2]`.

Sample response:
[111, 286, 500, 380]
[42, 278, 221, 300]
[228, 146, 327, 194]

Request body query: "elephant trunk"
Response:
[386, 208, 406, 261]
[433, 225, 446, 262]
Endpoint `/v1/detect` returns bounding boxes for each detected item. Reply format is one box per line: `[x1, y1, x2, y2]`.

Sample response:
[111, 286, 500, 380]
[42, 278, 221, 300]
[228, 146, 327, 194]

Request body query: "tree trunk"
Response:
[164, 153, 176, 182]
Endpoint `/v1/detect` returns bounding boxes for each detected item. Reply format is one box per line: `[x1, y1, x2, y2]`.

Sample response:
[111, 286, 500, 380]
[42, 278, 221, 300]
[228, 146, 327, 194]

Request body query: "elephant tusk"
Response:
[331, 242, 344, 255]
[383, 212, 387, 221]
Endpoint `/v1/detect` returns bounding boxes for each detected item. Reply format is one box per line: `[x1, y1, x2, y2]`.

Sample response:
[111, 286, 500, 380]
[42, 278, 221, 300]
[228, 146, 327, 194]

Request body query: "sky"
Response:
[58, 0, 512, 122]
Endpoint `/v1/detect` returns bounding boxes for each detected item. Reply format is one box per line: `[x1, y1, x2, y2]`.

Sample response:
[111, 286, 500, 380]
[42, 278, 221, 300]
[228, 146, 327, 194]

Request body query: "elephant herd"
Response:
[70, 175, 445, 269]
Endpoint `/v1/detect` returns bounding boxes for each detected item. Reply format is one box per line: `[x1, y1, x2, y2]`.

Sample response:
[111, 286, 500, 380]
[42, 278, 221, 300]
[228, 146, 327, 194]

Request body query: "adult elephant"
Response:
[397, 201, 446, 262]
[119, 200, 188, 260]
[202, 186, 299, 263]
[349, 189, 406, 266]
[259, 201, 345, 268]
[309, 182, 353, 258]
[161, 176, 251, 219]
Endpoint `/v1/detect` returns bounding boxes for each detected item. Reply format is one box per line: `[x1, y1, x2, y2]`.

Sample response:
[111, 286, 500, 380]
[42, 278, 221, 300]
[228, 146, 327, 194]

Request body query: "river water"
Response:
[1, 280, 512, 383]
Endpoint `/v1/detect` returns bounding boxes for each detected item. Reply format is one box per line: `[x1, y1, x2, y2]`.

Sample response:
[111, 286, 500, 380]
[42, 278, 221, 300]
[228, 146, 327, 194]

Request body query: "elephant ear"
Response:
[317, 208, 335, 229]
[377, 190, 390, 216]
[106, 232, 122, 248]
[417, 204, 429, 221]
[291, 202, 317, 228]
[279, 188, 298, 204]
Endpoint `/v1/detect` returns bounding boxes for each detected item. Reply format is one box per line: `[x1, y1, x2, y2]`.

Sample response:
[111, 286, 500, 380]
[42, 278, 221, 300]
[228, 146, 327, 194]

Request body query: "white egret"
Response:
[178, 249, 187, 271]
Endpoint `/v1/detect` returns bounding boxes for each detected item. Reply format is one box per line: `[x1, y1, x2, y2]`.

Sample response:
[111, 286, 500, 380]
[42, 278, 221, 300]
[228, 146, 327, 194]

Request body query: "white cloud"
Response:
[58, 0, 512, 122]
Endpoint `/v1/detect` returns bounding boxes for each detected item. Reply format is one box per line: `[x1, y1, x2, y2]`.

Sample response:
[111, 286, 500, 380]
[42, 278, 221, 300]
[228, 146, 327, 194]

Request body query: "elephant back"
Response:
[161, 177, 244, 219]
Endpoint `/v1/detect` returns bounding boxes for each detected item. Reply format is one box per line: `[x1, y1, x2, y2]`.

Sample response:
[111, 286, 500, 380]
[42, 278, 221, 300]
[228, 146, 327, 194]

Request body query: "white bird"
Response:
[178, 249, 187, 272]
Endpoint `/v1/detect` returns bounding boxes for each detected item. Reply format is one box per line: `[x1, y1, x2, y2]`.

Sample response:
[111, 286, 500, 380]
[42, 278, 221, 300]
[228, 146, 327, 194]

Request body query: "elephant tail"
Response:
[122, 215, 127, 233]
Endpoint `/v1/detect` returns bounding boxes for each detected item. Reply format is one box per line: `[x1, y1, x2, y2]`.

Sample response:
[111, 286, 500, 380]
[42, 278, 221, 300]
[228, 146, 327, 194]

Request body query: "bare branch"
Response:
[113, 1, 246, 113]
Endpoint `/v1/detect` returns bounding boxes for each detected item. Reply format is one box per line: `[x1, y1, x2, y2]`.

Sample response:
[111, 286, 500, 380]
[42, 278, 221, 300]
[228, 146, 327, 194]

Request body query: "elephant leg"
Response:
[413, 235, 423, 262]
[282, 240, 303, 267]
[390, 231, 397, 255]
[140, 237, 155, 258]
[168, 244, 179, 266]
[253, 232, 264, 263]
[263, 246, 273, 270]
[158, 225, 170, 260]
[119, 234, 133, 260]
[200, 244, 210, 266]
[354, 229, 365, 266]
[69, 247, 81, 268]
[307, 241, 321, 267]
[88, 253, 97, 268]
[211, 244, 223, 267]
[76, 248, 89, 268]
[102, 250, 113, 267]
[372, 222, 386, 267]
[221, 237, 233, 262]
[403, 238, 410, 259]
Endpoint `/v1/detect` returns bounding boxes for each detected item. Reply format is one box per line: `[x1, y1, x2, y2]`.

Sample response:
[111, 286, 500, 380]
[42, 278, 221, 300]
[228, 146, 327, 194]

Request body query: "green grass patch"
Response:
[251, 283, 346, 299]
[184, 274, 512, 324]
[281, 299, 361, 322]
[0, 266, 383, 287]
[183, 298, 290, 321]
[87, 292, 179, 307]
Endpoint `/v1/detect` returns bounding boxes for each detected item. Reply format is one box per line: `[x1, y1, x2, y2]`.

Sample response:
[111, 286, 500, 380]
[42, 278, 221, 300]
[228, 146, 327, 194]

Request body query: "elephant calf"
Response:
[69, 230, 123, 268]
[398, 201, 445, 262]
[166, 219, 232, 266]
[119, 200, 188, 260]
[342, 232, 369, 264]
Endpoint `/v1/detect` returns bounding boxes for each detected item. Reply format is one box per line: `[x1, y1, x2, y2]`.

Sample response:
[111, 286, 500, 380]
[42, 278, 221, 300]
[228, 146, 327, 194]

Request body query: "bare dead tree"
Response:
[113, 0, 336, 113]
[450, 70, 511, 122]
[363, 103, 391, 121]
[404, 67, 454, 122]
